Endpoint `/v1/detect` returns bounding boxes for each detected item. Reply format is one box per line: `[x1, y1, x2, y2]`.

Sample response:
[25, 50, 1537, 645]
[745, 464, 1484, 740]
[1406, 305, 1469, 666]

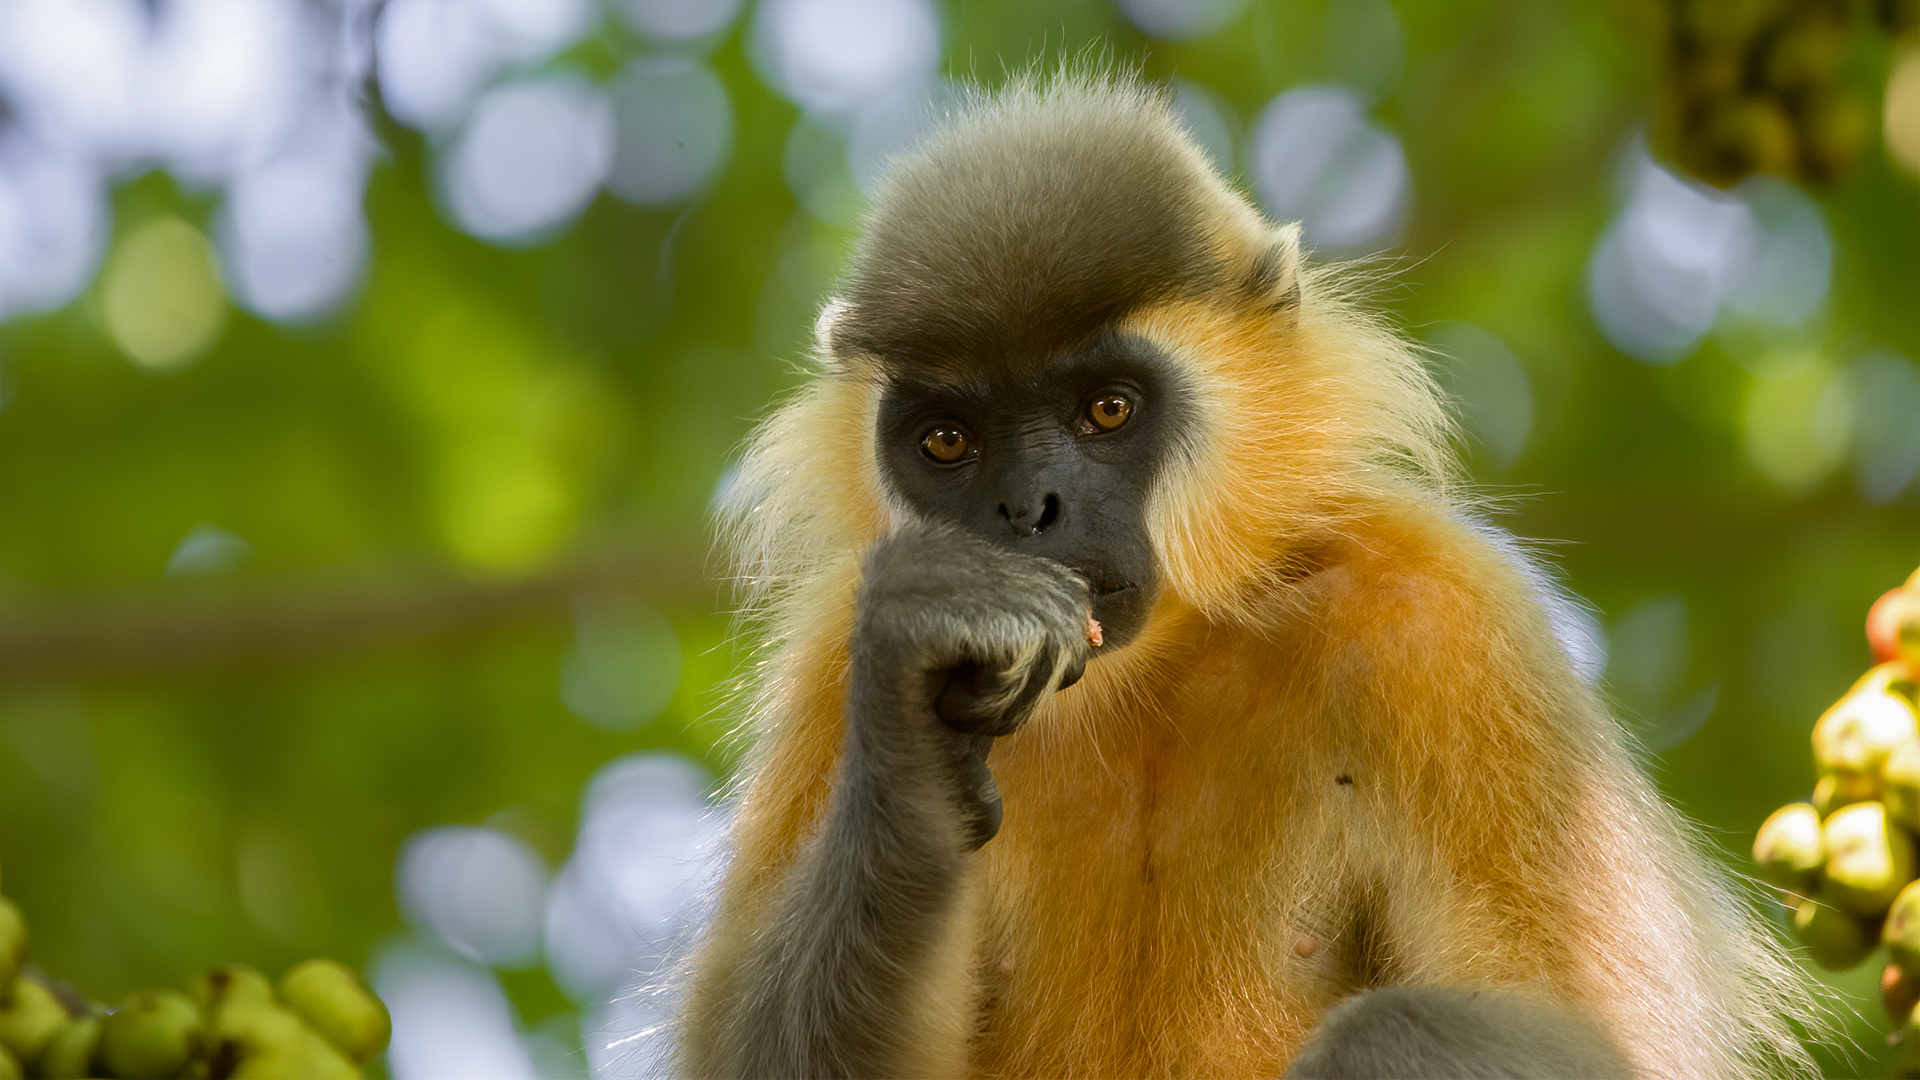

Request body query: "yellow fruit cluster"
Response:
[1755, 563, 1920, 1062]
[1650, 0, 1901, 187]
[0, 871, 388, 1079]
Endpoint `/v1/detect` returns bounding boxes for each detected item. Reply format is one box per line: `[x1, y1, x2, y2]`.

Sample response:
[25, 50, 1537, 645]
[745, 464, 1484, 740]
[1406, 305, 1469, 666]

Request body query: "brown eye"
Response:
[1088, 395, 1133, 431]
[921, 425, 974, 464]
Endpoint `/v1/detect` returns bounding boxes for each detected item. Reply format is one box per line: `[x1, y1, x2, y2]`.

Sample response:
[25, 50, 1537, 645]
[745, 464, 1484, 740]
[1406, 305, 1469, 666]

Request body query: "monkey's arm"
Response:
[687, 524, 1090, 1080]
[1282, 519, 1754, 1077]
[1282, 987, 1633, 1080]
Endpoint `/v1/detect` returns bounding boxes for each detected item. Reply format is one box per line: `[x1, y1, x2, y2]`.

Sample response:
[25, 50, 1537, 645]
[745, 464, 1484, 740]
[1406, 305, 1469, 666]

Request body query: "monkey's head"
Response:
[732, 74, 1452, 656]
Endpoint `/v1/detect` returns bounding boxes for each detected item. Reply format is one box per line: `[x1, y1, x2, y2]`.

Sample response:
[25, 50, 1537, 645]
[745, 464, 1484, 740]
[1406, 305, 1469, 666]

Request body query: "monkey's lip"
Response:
[1085, 585, 1138, 654]
[1087, 583, 1137, 625]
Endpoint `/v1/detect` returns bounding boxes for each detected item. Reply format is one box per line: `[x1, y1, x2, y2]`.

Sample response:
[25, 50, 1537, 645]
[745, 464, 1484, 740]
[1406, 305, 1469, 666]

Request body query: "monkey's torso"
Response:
[961, 508, 1615, 1077]
[698, 484, 1782, 1077]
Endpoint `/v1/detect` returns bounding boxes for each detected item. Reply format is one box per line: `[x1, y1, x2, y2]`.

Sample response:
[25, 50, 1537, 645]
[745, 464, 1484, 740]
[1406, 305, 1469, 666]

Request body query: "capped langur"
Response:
[682, 75, 1813, 1078]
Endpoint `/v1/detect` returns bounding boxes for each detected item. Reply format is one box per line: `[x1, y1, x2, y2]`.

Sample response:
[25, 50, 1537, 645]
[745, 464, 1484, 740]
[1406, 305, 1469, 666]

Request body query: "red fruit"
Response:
[1871, 589, 1911, 664]
[1888, 962, 1920, 1025]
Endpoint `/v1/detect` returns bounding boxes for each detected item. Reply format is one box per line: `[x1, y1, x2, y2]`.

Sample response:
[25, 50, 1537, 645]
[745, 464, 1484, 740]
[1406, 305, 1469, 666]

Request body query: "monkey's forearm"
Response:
[713, 674, 980, 1079]
[692, 527, 1086, 1078]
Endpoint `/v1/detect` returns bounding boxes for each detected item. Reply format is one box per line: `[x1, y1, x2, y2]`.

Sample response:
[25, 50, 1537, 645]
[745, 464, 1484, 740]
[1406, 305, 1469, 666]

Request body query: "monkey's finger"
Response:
[985, 637, 1087, 735]
[934, 663, 998, 733]
[956, 732, 1003, 851]
[1057, 647, 1088, 691]
[937, 654, 1049, 736]
[988, 661, 1054, 735]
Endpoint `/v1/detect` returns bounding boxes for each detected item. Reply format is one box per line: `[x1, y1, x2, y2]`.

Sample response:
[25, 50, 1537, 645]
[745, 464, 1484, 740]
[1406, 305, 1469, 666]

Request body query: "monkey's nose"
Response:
[999, 493, 1061, 537]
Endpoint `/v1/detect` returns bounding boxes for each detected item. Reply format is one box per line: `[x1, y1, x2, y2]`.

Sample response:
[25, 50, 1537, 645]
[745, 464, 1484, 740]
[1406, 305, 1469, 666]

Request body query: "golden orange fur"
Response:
[688, 74, 1815, 1079]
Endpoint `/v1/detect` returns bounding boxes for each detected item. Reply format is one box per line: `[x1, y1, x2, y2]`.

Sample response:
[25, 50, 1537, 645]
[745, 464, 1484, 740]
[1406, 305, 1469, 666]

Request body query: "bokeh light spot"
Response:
[1587, 145, 1831, 365]
[784, 118, 863, 227]
[1886, 45, 1920, 175]
[1610, 596, 1689, 710]
[377, 0, 594, 134]
[543, 754, 721, 1006]
[559, 597, 682, 732]
[753, 0, 940, 117]
[102, 216, 228, 374]
[523, 1014, 589, 1080]
[1172, 80, 1236, 174]
[377, 0, 507, 132]
[1607, 595, 1717, 751]
[1323, 0, 1405, 103]
[1743, 355, 1851, 493]
[616, 0, 743, 43]
[847, 79, 959, 193]
[1117, 0, 1248, 41]
[0, 148, 107, 320]
[164, 525, 254, 578]
[1846, 350, 1920, 505]
[443, 75, 615, 243]
[217, 102, 373, 321]
[399, 825, 549, 968]
[0, 0, 148, 165]
[1250, 87, 1408, 251]
[376, 943, 541, 1080]
[606, 57, 732, 207]
[480, 0, 595, 61]
[1428, 323, 1532, 469]
[142, 0, 311, 186]
[1720, 179, 1831, 330]
[1587, 157, 1751, 363]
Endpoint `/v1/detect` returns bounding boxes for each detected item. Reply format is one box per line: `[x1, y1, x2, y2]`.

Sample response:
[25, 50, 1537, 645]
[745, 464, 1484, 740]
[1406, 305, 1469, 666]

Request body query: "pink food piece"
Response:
[1087, 617, 1104, 648]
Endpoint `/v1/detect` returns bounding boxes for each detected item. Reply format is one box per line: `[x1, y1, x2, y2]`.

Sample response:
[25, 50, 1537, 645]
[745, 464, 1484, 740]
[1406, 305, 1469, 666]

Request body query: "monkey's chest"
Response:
[972, 743, 1366, 1077]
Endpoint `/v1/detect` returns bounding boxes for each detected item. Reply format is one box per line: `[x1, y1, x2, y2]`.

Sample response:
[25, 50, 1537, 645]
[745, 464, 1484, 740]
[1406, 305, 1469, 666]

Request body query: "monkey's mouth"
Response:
[1087, 581, 1148, 652]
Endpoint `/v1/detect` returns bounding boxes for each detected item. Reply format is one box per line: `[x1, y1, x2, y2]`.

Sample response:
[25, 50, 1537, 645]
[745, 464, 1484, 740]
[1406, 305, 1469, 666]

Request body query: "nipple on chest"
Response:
[1292, 934, 1317, 959]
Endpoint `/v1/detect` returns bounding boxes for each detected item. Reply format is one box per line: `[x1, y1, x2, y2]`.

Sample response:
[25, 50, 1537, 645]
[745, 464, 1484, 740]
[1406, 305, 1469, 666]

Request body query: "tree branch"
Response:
[0, 542, 715, 683]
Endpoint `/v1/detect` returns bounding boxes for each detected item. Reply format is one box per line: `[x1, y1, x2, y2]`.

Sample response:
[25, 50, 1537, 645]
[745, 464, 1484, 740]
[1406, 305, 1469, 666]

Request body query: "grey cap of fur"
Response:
[828, 76, 1251, 378]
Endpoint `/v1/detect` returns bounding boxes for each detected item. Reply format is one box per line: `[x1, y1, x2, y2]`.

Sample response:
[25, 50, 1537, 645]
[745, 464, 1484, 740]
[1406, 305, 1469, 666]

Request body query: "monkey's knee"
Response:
[1283, 986, 1633, 1080]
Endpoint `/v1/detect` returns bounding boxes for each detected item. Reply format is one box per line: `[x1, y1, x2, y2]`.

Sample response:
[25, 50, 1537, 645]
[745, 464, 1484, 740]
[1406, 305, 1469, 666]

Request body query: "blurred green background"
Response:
[1, 0, 1917, 1075]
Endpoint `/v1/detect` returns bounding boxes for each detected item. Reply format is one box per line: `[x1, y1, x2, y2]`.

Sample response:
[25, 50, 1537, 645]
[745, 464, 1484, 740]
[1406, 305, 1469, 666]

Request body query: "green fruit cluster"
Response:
[1754, 562, 1920, 1071]
[0, 864, 388, 1079]
[1754, 664, 1920, 969]
[1650, 0, 1902, 187]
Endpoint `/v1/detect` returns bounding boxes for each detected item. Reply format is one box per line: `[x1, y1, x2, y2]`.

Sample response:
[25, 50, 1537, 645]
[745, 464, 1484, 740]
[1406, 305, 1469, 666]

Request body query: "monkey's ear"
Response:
[813, 296, 853, 368]
[1243, 222, 1303, 314]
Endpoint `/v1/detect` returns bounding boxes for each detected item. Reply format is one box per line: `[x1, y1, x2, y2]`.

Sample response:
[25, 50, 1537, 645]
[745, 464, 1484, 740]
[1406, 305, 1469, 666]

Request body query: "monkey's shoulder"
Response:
[1275, 511, 1554, 637]
[1221, 512, 1599, 748]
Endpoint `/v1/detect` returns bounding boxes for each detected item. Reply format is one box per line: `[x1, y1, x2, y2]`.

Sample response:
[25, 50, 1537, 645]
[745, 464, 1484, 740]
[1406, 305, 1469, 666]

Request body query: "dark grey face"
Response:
[876, 331, 1190, 651]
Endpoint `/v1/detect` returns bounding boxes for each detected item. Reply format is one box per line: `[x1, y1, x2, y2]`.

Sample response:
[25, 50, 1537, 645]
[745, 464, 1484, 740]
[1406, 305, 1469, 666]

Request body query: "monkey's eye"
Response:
[920, 425, 975, 464]
[1087, 395, 1134, 432]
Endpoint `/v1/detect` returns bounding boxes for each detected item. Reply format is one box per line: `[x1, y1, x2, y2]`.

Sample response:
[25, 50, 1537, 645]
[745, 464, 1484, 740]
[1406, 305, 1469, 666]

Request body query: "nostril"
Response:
[998, 497, 1058, 537]
[1035, 493, 1060, 533]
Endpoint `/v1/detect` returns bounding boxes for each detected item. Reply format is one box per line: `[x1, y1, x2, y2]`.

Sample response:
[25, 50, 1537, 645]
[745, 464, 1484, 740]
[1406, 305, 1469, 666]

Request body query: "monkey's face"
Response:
[875, 329, 1191, 653]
